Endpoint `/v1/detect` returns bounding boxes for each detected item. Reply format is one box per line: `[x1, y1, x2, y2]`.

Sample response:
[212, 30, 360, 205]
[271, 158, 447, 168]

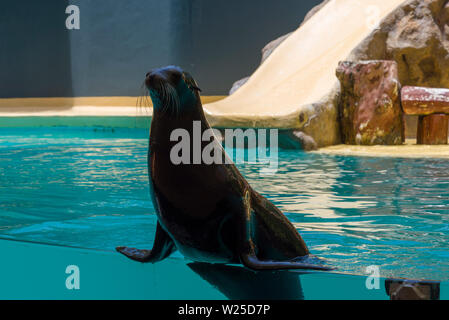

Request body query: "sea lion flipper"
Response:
[238, 191, 334, 271]
[240, 254, 334, 271]
[116, 247, 153, 262]
[116, 222, 176, 263]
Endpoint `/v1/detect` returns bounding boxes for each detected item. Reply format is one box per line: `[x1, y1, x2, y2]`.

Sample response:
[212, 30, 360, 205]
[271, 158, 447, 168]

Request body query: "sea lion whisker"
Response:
[169, 85, 180, 117]
[160, 83, 169, 113]
[166, 84, 177, 117]
[159, 83, 178, 116]
[137, 80, 152, 114]
[143, 89, 152, 112]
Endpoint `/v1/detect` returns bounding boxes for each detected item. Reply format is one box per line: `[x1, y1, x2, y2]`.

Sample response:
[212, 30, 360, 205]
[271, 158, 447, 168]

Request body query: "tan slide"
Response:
[204, 0, 405, 130]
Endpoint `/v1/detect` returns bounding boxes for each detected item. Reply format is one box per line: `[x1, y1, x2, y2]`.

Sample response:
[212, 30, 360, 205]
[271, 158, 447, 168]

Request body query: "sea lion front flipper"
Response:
[116, 222, 176, 263]
[238, 191, 334, 272]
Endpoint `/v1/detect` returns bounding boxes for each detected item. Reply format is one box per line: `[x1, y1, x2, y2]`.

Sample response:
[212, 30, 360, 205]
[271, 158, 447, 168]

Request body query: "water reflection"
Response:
[0, 128, 448, 280]
[239, 151, 449, 280]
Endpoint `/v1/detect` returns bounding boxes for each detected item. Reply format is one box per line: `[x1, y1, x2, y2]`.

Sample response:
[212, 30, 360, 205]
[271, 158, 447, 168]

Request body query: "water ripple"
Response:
[0, 127, 448, 281]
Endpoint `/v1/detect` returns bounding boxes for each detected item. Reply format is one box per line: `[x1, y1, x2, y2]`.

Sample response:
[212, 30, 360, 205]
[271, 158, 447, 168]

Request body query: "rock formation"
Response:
[348, 0, 449, 142]
[350, 0, 449, 89]
[310, 0, 449, 145]
[402, 86, 449, 144]
[336, 60, 404, 145]
[219, 0, 449, 148]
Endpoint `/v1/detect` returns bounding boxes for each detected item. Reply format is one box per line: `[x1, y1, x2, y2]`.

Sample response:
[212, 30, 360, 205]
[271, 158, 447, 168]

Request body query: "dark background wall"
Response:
[0, 0, 322, 97]
[0, 1, 73, 97]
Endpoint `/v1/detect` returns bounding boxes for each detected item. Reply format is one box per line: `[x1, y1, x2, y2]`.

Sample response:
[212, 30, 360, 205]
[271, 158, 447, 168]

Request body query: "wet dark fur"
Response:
[117, 66, 332, 271]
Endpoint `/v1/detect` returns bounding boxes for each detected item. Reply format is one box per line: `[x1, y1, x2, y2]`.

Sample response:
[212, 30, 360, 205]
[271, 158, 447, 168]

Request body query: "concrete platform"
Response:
[314, 139, 449, 159]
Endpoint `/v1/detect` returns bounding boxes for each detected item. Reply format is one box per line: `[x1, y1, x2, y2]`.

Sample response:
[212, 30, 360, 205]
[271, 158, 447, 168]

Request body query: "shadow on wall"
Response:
[0, 0, 73, 98]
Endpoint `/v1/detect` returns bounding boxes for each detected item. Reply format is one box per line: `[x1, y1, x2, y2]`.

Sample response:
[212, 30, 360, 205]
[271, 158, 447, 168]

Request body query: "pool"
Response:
[0, 126, 448, 284]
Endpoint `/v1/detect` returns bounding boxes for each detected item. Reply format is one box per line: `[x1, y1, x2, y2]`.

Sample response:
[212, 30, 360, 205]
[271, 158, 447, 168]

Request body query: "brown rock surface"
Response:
[351, 0, 449, 89]
[401, 86, 449, 115]
[401, 86, 449, 144]
[336, 60, 404, 145]
[417, 114, 449, 144]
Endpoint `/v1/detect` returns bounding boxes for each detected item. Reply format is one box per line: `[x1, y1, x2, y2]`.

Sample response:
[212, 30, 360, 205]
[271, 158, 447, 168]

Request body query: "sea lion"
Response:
[116, 66, 332, 271]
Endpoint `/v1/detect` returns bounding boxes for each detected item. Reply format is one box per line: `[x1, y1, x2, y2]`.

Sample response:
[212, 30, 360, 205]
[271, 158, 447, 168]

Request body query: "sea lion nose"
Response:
[145, 72, 166, 89]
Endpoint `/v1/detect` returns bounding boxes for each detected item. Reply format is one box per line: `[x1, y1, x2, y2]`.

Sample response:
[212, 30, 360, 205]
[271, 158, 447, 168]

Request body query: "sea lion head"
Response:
[145, 66, 202, 117]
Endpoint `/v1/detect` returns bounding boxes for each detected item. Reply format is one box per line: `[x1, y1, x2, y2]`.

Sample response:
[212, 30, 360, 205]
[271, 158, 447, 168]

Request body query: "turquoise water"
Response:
[0, 127, 448, 281]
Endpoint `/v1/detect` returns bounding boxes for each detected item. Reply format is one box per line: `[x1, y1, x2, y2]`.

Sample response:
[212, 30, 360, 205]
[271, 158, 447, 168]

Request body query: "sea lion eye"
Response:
[182, 72, 202, 92]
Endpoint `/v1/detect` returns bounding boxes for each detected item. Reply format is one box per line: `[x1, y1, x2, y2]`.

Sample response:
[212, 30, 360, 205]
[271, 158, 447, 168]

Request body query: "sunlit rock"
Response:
[336, 60, 404, 145]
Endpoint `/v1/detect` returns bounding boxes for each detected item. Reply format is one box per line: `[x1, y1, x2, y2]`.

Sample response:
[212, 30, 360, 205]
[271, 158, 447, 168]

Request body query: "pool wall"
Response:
[2, 238, 434, 300]
[0, 96, 224, 128]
